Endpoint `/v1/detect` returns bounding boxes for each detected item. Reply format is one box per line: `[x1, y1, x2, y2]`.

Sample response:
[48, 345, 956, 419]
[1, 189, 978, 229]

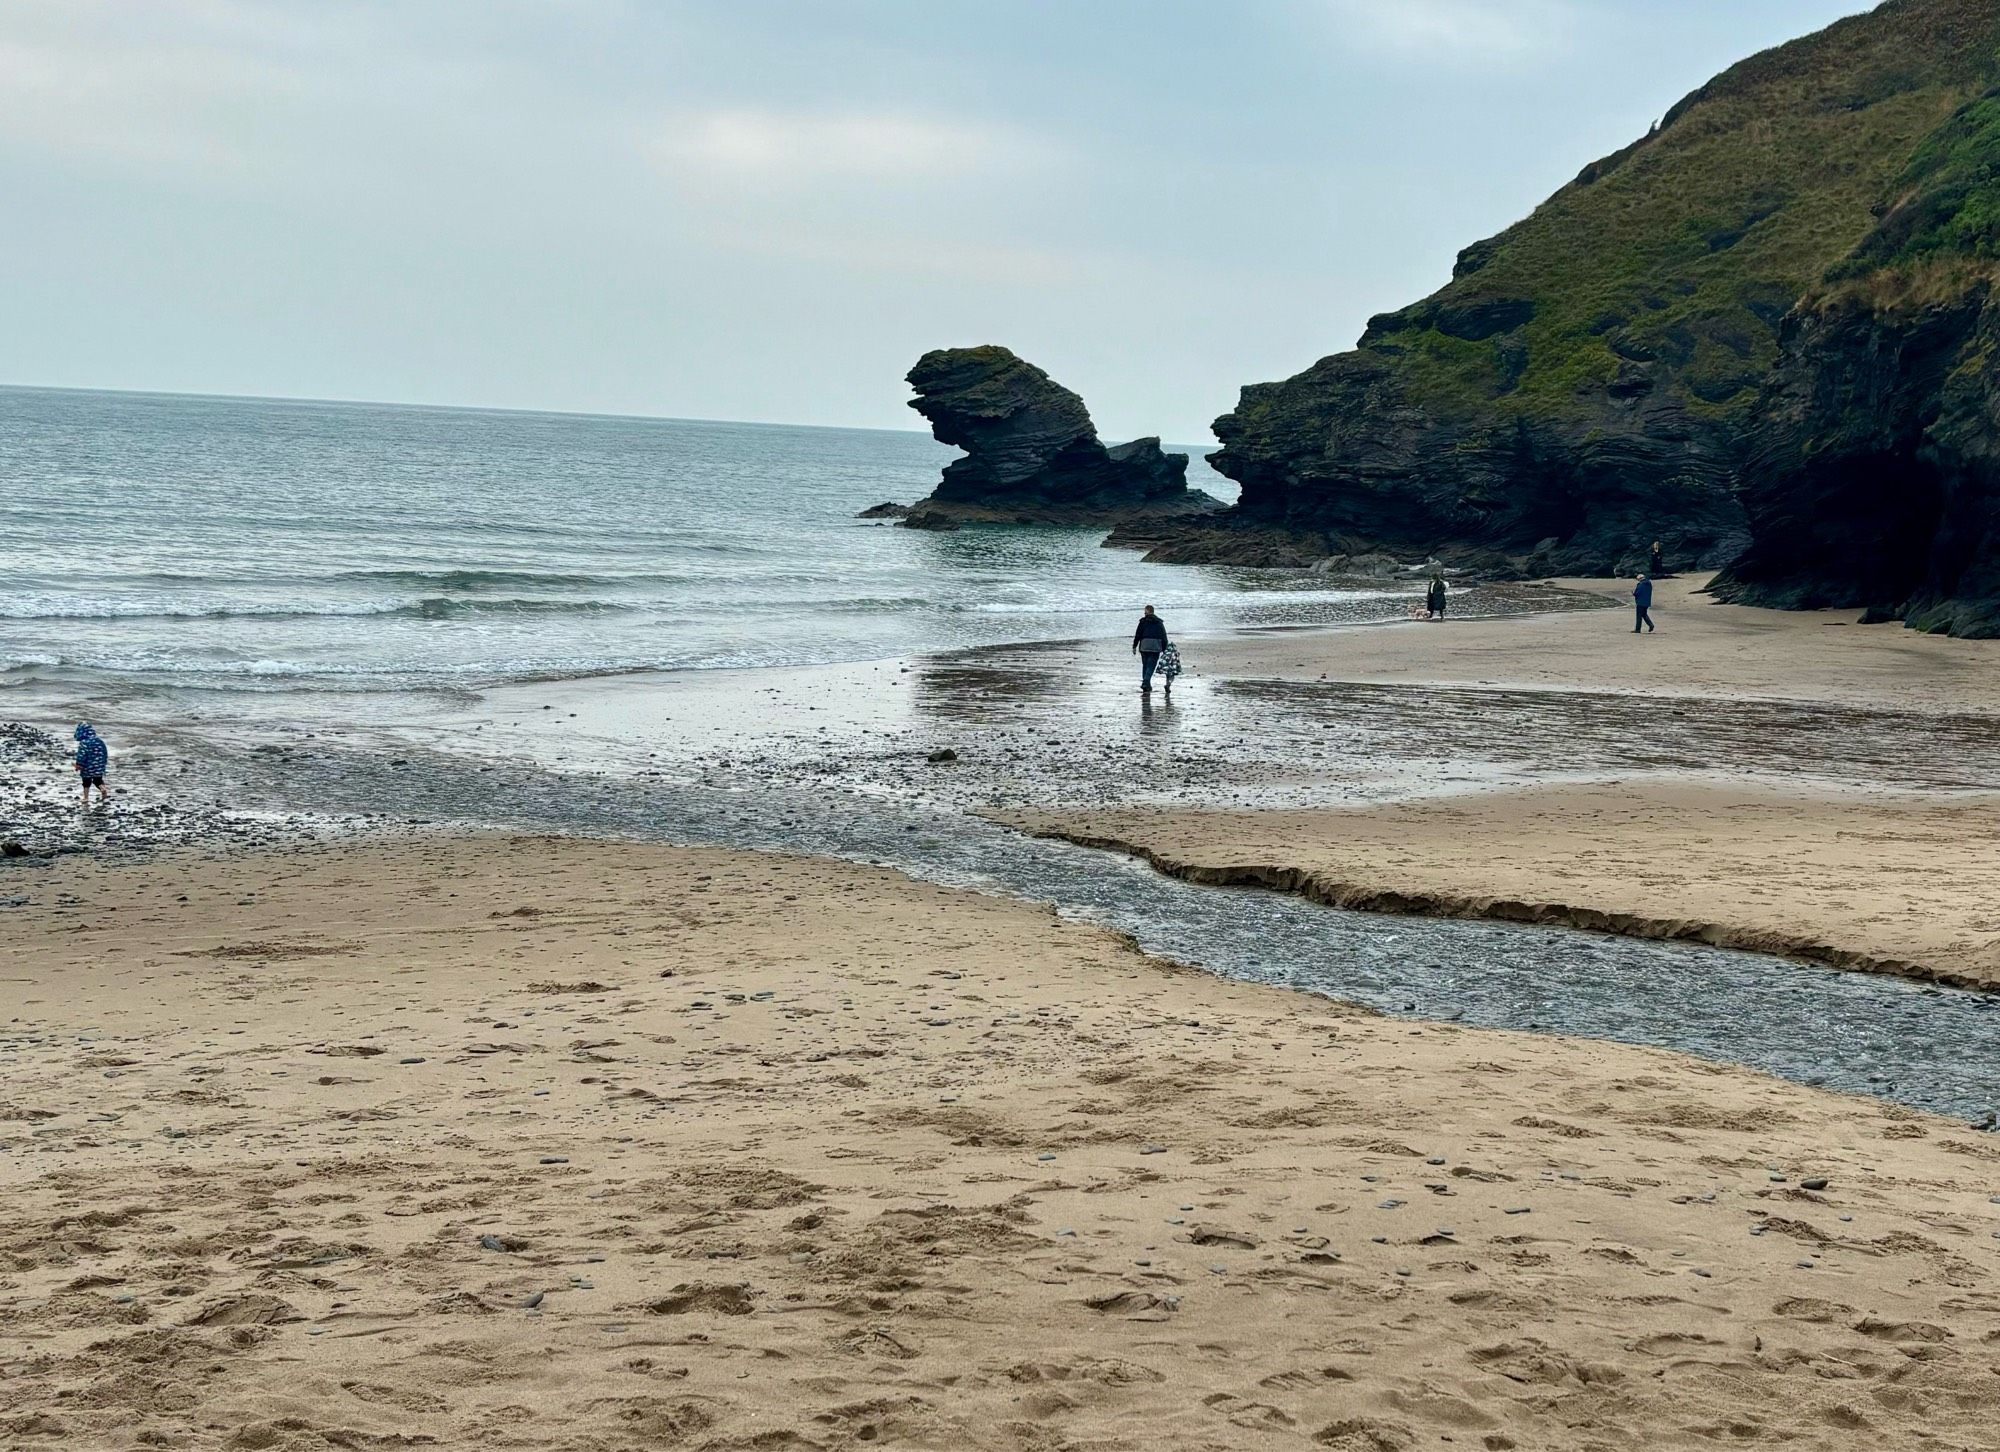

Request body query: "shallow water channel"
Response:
[251, 746, 2000, 1125]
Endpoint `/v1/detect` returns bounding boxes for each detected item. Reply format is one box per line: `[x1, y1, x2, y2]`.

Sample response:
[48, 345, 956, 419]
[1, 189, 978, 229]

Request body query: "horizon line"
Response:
[0, 379, 1222, 452]
[0, 378, 946, 439]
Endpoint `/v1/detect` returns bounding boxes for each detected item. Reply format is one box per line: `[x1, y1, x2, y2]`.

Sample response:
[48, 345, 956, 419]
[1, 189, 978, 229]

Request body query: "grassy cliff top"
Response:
[1333, 0, 2000, 424]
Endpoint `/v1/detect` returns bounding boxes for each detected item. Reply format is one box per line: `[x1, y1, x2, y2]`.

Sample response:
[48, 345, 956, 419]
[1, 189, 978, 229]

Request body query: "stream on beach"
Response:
[149, 732, 1994, 1128]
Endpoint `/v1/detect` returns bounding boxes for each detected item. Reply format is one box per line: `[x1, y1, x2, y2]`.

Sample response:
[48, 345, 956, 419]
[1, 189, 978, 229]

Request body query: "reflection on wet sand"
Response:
[1138, 688, 1179, 736]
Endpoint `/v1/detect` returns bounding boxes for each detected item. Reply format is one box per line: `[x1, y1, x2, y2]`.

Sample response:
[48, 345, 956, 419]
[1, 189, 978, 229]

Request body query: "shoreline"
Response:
[11, 573, 2000, 997]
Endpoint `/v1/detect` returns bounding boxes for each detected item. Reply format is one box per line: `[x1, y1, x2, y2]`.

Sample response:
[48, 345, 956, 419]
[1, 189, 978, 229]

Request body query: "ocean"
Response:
[0, 384, 1462, 715]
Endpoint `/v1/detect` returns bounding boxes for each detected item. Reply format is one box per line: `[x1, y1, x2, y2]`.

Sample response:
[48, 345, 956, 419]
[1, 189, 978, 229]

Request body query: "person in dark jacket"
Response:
[1633, 574, 1655, 633]
[1648, 540, 1665, 577]
[1426, 574, 1447, 620]
[74, 723, 110, 806]
[1132, 605, 1169, 692]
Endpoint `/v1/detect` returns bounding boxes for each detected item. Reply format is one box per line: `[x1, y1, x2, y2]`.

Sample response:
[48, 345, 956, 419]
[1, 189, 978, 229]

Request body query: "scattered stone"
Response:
[1800, 1176, 1829, 1191]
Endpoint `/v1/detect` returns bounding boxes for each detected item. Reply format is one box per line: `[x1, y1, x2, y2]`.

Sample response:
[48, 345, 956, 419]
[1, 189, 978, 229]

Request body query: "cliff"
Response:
[900, 346, 1219, 527]
[1186, 0, 2000, 578]
[1713, 87, 2000, 636]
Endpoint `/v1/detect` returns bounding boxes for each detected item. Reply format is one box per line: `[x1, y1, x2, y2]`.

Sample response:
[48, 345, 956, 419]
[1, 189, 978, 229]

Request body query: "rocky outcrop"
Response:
[1207, 359, 1749, 577]
[1711, 271, 2000, 636]
[1712, 81, 2000, 638]
[1154, 0, 2000, 578]
[902, 346, 1220, 526]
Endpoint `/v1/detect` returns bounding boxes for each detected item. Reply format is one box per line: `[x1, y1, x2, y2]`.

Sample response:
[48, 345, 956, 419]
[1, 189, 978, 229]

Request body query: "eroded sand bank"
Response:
[5, 835, 2000, 1450]
[1004, 780, 2000, 990]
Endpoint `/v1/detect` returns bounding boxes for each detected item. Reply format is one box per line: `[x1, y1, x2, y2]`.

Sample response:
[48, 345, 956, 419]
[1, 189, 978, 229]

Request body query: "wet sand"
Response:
[7, 834, 2000, 1451]
[1213, 574, 2000, 713]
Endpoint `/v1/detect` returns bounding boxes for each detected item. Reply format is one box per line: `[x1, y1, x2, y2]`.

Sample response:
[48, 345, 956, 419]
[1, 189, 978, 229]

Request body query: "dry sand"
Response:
[5, 834, 2000, 1451]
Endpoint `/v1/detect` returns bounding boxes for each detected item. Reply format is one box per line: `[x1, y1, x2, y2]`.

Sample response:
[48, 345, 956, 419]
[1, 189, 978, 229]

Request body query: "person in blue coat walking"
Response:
[74, 723, 110, 806]
[1633, 574, 1656, 633]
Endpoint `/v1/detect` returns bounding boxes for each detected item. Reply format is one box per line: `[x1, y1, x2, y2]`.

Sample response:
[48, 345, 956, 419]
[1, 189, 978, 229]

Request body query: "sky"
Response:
[0, 0, 1881, 440]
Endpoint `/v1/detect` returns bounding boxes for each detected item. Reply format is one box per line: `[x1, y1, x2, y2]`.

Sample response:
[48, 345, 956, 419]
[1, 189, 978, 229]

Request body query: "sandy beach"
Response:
[1215, 575, 2000, 713]
[996, 576, 2000, 991]
[6, 577, 2000, 1451]
[6, 833, 2000, 1452]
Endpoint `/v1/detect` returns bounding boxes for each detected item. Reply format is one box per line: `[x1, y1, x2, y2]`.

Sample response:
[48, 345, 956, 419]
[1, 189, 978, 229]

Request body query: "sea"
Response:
[0, 384, 1463, 716]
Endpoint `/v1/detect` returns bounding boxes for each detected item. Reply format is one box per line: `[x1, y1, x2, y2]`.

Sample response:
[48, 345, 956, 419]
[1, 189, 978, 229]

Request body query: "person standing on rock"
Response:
[1633, 573, 1656, 634]
[1426, 574, 1448, 620]
[74, 723, 110, 807]
[1132, 606, 1169, 692]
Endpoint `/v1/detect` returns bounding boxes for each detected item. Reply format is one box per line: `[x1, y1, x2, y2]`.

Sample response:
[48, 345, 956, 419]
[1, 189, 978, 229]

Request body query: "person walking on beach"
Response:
[1426, 574, 1448, 620]
[1648, 539, 1665, 577]
[1633, 573, 1656, 634]
[1158, 641, 1182, 696]
[73, 723, 110, 806]
[1132, 605, 1169, 692]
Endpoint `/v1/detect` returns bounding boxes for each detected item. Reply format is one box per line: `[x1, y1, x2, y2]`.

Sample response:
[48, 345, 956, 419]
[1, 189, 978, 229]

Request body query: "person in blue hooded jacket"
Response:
[74, 723, 110, 806]
[1633, 574, 1656, 634]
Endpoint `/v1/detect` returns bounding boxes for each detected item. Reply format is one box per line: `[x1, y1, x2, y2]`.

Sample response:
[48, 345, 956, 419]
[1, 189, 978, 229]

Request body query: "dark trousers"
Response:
[1635, 604, 1654, 632]
[1140, 649, 1161, 688]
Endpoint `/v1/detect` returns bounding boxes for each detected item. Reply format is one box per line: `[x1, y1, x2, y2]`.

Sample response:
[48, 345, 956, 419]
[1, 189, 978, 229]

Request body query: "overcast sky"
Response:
[1, 0, 1876, 440]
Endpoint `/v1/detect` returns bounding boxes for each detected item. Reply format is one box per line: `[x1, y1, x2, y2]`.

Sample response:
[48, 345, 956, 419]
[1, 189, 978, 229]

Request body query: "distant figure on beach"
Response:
[1132, 605, 1169, 692]
[1426, 574, 1447, 620]
[1649, 539, 1665, 577]
[74, 723, 110, 806]
[1158, 641, 1182, 695]
[1633, 573, 1656, 634]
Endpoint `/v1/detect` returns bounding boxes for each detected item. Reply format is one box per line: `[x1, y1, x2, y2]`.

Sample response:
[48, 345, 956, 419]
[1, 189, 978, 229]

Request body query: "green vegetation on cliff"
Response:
[1363, 0, 2000, 421]
[1834, 86, 2000, 277]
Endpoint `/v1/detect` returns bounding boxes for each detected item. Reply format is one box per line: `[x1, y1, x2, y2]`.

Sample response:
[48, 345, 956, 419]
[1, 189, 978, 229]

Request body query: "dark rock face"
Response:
[905, 347, 1216, 525]
[1711, 275, 2000, 636]
[1208, 354, 1748, 577]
